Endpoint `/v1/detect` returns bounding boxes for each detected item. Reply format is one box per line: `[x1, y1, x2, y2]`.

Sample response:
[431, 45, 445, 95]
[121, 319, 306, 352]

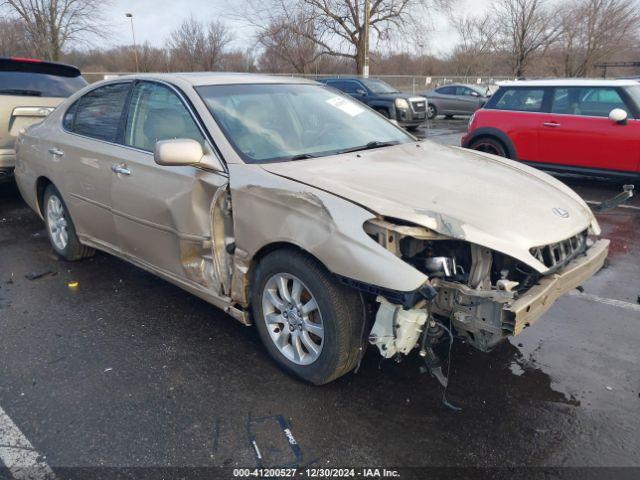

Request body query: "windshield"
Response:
[360, 78, 400, 94]
[624, 85, 640, 111]
[196, 83, 413, 163]
[0, 71, 87, 97]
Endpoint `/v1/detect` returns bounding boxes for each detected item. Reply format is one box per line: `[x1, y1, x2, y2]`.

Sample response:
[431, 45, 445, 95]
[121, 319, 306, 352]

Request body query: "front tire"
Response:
[43, 184, 94, 261]
[469, 137, 508, 158]
[251, 249, 364, 385]
[427, 104, 437, 120]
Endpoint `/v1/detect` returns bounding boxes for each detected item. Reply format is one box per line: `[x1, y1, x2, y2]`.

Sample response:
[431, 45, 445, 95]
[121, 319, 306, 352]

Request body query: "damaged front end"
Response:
[362, 217, 609, 361]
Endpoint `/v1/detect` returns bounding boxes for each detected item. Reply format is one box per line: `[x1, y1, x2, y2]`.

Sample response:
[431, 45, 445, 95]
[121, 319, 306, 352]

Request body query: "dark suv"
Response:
[319, 77, 427, 130]
[0, 57, 86, 181]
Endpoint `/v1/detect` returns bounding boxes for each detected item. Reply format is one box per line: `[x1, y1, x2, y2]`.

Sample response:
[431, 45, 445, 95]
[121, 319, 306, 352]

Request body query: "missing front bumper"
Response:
[503, 238, 609, 335]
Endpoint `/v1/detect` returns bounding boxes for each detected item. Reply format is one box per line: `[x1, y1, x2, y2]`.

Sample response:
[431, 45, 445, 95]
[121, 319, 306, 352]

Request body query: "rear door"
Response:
[111, 80, 227, 286]
[538, 86, 639, 172]
[56, 82, 132, 250]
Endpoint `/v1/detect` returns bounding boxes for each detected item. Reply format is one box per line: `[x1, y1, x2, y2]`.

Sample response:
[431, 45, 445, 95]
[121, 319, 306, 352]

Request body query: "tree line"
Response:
[0, 0, 638, 78]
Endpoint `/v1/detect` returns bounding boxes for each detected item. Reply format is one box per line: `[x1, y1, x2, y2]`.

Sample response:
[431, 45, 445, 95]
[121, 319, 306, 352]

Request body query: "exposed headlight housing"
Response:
[394, 98, 410, 110]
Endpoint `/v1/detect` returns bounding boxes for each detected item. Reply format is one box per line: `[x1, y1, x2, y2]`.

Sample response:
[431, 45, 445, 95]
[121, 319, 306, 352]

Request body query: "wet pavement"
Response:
[0, 119, 639, 476]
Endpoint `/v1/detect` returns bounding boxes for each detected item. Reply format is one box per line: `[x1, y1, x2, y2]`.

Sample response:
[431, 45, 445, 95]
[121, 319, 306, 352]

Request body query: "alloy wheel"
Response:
[46, 195, 68, 251]
[261, 273, 324, 365]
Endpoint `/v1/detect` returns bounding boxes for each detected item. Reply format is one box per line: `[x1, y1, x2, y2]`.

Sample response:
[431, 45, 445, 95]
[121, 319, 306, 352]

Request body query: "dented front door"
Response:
[110, 80, 227, 290]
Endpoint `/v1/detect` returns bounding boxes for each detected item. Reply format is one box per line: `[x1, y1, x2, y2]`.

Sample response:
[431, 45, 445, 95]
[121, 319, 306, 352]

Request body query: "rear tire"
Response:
[251, 249, 364, 385]
[469, 137, 508, 158]
[43, 184, 94, 261]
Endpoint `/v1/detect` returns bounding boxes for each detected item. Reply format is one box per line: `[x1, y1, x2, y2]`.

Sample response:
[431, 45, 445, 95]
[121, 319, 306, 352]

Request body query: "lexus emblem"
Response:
[552, 207, 570, 218]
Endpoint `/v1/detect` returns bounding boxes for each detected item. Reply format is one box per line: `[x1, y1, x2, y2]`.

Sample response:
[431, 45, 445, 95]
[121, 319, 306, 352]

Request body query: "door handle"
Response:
[543, 122, 561, 128]
[111, 163, 131, 176]
[48, 148, 64, 156]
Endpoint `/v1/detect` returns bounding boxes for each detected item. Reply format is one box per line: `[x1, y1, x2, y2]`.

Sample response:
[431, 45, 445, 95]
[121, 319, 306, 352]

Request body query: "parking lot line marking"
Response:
[0, 405, 56, 480]
[585, 200, 640, 211]
[568, 291, 640, 313]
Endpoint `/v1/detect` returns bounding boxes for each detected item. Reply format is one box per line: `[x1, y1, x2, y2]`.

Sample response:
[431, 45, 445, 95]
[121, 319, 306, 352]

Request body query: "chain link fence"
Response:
[82, 72, 515, 94]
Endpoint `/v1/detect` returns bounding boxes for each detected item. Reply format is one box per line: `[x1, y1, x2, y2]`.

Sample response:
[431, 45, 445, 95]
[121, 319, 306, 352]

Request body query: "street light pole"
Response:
[363, 0, 370, 78]
[126, 13, 139, 73]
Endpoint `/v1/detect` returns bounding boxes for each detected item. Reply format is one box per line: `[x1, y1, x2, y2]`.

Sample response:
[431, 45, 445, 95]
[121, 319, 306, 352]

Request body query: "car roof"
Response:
[110, 72, 318, 87]
[497, 79, 639, 87]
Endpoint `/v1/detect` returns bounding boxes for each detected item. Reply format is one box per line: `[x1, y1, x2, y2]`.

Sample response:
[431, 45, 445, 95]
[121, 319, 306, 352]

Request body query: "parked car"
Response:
[422, 83, 490, 119]
[0, 57, 86, 182]
[318, 77, 427, 130]
[16, 73, 609, 385]
[462, 79, 640, 180]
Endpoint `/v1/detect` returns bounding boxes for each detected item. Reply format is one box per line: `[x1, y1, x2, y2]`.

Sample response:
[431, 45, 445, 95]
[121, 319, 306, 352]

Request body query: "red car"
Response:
[462, 80, 640, 180]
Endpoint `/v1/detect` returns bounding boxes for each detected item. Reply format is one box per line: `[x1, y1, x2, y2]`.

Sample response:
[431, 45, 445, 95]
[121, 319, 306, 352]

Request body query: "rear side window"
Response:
[124, 82, 205, 151]
[552, 87, 629, 117]
[0, 72, 86, 97]
[494, 88, 544, 112]
[70, 83, 131, 142]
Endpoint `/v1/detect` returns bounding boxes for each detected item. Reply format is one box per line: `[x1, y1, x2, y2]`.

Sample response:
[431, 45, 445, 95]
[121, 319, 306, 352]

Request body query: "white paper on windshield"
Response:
[325, 96, 365, 117]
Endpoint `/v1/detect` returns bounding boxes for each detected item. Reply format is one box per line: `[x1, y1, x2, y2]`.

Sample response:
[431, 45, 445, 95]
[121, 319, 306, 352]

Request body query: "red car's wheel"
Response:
[470, 137, 508, 158]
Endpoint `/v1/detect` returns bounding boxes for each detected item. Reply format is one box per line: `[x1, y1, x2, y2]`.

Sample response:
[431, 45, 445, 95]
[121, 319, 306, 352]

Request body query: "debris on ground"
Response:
[104, 368, 113, 373]
[67, 281, 79, 289]
[25, 270, 56, 281]
[605, 386, 613, 391]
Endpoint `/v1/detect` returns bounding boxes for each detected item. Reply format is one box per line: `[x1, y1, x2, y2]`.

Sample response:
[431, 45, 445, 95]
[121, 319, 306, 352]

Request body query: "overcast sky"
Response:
[105, 0, 492, 56]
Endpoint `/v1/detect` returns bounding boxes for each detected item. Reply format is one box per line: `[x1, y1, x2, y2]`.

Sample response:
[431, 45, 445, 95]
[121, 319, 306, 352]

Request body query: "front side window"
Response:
[124, 82, 205, 151]
[71, 83, 131, 142]
[494, 88, 544, 112]
[360, 79, 399, 94]
[327, 81, 361, 94]
[552, 87, 629, 117]
[196, 83, 412, 164]
[436, 86, 455, 95]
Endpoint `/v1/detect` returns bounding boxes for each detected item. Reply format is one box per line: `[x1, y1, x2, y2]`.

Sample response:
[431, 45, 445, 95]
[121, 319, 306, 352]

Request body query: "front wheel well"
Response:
[249, 242, 330, 284]
[469, 134, 511, 159]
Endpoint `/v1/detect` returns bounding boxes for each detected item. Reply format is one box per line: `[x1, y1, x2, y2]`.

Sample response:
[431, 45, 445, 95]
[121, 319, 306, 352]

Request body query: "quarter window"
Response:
[551, 87, 629, 117]
[71, 83, 131, 142]
[494, 88, 544, 112]
[124, 82, 205, 151]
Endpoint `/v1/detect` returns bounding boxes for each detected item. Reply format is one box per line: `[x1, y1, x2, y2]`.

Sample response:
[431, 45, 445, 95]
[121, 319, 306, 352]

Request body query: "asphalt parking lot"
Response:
[1, 118, 639, 478]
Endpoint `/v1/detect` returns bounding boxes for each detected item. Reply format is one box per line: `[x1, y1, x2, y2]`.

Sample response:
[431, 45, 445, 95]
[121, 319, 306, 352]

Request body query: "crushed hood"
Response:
[260, 141, 597, 272]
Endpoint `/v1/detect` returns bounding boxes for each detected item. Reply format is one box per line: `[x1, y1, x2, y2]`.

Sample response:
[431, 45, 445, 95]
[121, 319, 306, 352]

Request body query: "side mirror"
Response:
[155, 138, 204, 166]
[609, 108, 628, 125]
[470, 91, 480, 97]
[355, 89, 367, 96]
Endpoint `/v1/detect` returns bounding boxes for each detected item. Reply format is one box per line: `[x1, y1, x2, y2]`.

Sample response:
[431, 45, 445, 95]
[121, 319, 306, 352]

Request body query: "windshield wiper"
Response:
[338, 140, 399, 154]
[288, 153, 317, 161]
[0, 89, 42, 96]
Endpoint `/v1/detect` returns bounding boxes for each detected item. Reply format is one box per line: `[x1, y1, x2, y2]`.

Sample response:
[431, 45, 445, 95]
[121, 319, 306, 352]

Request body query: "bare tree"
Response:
[495, 0, 562, 77]
[0, 0, 112, 61]
[557, 0, 640, 77]
[448, 13, 499, 76]
[0, 17, 34, 56]
[244, 0, 454, 75]
[257, 13, 323, 73]
[168, 17, 233, 71]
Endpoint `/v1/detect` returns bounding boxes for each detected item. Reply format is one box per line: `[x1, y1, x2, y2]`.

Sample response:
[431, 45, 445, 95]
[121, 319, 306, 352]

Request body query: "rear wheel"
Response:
[251, 249, 364, 385]
[469, 137, 508, 158]
[43, 185, 94, 261]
